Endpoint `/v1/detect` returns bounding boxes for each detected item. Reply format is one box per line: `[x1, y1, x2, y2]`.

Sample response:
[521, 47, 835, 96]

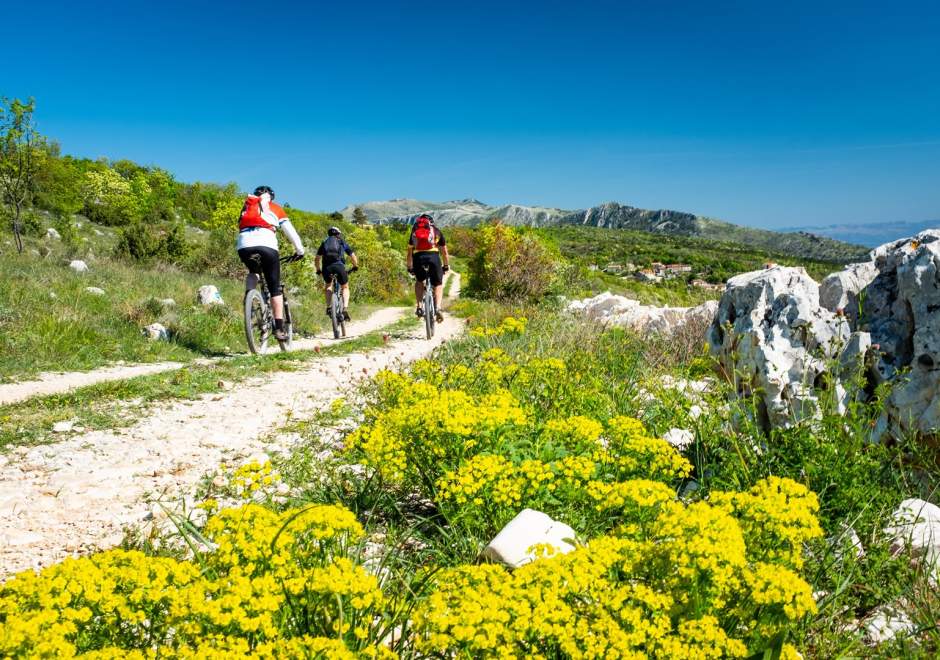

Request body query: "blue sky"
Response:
[5, 0, 940, 228]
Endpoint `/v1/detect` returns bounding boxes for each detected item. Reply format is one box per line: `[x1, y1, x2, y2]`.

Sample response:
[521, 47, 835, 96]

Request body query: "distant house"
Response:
[635, 269, 662, 283]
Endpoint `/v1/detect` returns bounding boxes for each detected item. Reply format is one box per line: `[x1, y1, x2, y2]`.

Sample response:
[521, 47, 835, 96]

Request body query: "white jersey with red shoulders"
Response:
[237, 195, 305, 254]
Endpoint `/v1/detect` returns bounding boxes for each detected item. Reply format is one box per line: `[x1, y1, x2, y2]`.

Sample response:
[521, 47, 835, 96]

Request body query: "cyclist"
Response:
[237, 185, 305, 342]
[315, 226, 359, 321]
[406, 213, 449, 322]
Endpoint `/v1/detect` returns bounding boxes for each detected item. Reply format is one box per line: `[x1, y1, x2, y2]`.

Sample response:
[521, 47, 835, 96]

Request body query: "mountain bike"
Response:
[243, 254, 296, 355]
[413, 263, 444, 340]
[327, 266, 357, 340]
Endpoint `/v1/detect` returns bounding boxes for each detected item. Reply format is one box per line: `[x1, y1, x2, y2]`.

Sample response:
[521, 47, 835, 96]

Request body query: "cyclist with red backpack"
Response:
[315, 226, 359, 320]
[406, 213, 449, 322]
[236, 185, 305, 342]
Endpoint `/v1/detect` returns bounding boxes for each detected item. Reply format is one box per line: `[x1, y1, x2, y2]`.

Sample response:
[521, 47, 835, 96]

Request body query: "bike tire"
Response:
[424, 289, 435, 339]
[330, 289, 341, 340]
[278, 299, 293, 352]
[244, 289, 269, 355]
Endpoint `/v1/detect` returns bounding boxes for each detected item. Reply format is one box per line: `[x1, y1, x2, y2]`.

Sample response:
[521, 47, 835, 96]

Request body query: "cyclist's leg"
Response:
[237, 248, 261, 292]
[414, 256, 430, 314]
[258, 248, 283, 321]
[428, 254, 445, 314]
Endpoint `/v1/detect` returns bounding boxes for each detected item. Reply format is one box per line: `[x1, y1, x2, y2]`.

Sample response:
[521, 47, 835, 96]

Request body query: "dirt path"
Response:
[0, 306, 408, 407]
[0, 306, 463, 577]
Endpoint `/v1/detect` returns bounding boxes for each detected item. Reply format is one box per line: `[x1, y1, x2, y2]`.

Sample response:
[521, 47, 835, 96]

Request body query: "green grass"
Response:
[0, 315, 421, 450]
[0, 228, 398, 382]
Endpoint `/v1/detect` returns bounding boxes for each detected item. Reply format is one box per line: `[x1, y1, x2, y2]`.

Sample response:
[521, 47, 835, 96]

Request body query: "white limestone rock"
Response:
[708, 266, 853, 430]
[196, 285, 224, 306]
[567, 292, 718, 335]
[45, 227, 61, 240]
[819, 261, 878, 327]
[85, 287, 105, 296]
[863, 603, 916, 644]
[69, 260, 89, 273]
[483, 509, 577, 568]
[884, 498, 940, 584]
[143, 323, 169, 341]
[663, 428, 694, 451]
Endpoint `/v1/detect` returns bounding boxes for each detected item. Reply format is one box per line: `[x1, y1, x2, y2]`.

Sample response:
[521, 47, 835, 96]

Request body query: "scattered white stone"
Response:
[663, 428, 694, 451]
[884, 498, 940, 583]
[159, 298, 176, 307]
[830, 525, 865, 560]
[143, 323, 169, 341]
[53, 421, 74, 434]
[567, 291, 717, 335]
[197, 285, 224, 306]
[93, 228, 103, 236]
[483, 509, 577, 568]
[45, 227, 61, 240]
[69, 260, 89, 273]
[85, 287, 105, 296]
[863, 603, 916, 644]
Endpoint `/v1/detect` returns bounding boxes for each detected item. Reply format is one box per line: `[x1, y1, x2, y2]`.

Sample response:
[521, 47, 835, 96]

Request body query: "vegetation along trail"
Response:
[0, 305, 409, 407]
[0, 275, 462, 577]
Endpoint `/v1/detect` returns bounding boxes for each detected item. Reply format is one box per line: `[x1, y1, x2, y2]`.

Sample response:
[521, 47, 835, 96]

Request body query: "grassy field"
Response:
[0, 225, 393, 381]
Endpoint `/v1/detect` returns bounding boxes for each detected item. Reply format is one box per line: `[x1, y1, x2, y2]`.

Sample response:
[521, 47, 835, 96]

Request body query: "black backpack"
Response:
[323, 236, 344, 261]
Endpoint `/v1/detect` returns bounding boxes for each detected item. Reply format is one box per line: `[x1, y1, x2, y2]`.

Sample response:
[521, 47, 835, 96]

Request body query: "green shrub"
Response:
[115, 221, 188, 262]
[466, 221, 560, 301]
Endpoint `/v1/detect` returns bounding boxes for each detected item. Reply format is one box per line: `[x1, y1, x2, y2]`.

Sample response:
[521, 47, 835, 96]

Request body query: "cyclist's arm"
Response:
[349, 252, 360, 268]
[441, 245, 450, 267]
[280, 219, 305, 255]
[314, 254, 322, 272]
[406, 245, 414, 270]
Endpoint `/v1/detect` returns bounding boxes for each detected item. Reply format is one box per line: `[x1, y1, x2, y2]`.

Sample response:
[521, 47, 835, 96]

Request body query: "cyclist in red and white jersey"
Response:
[236, 185, 305, 341]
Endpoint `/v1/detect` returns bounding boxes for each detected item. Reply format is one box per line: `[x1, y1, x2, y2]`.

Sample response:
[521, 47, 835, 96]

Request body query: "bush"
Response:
[466, 222, 560, 301]
[114, 221, 188, 263]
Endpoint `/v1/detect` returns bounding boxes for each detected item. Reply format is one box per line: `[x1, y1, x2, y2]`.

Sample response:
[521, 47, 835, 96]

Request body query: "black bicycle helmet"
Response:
[253, 185, 275, 199]
[328, 226, 342, 236]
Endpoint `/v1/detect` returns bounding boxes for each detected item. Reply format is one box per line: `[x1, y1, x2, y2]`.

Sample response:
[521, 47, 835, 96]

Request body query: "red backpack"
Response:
[413, 216, 436, 251]
[239, 195, 274, 231]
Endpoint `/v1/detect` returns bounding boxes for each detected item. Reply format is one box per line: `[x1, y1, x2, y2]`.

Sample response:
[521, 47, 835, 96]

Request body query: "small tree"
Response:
[0, 97, 43, 253]
[352, 206, 369, 226]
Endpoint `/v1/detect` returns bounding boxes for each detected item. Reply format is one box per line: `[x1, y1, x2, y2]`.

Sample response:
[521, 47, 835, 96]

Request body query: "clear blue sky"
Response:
[4, 0, 939, 228]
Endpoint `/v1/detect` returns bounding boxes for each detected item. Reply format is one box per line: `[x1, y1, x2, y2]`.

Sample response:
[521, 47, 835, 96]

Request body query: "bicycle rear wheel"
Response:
[278, 300, 293, 351]
[424, 288, 435, 339]
[244, 289, 270, 355]
[330, 284, 341, 340]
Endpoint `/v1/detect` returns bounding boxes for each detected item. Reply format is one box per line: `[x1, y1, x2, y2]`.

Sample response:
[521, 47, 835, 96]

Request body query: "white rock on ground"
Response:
[567, 291, 718, 335]
[45, 227, 61, 240]
[863, 602, 917, 644]
[196, 285, 224, 305]
[143, 323, 169, 341]
[69, 260, 89, 273]
[663, 428, 694, 451]
[483, 509, 577, 568]
[159, 298, 176, 307]
[52, 421, 74, 434]
[708, 266, 852, 430]
[85, 287, 105, 295]
[884, 498, 940, 583]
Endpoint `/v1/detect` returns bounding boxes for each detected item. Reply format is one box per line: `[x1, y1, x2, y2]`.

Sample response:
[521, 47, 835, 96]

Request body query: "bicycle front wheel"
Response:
[330, 290, 341, 340]
[244, 289, 270, 355]
[278, 300, 293, 352]
[424, 289, 435, 339]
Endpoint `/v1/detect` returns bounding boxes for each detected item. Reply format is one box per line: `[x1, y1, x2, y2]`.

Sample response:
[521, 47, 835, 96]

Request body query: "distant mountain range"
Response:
[781, 220, 940, 248]
[340, 198, 870, 263]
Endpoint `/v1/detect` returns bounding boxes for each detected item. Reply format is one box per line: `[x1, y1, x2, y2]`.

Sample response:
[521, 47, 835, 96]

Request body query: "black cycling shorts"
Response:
[413, 252, 444, 286]
[238, 246, 281, 294]
[322, 261, 349, 285]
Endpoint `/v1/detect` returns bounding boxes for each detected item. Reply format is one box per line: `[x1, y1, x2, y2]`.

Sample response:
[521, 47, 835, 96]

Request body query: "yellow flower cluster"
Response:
[0, 504, 385, 658]
[469, 315, 528, 338]
[345, 379, 528, 483]
[712, 476, 823, 569]
[230, 460, 281, 499]
[415, 477, 819, 659]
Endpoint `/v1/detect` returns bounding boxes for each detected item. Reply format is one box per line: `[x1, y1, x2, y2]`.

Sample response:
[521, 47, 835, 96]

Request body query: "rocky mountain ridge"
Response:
[341, 198, 869, 262]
